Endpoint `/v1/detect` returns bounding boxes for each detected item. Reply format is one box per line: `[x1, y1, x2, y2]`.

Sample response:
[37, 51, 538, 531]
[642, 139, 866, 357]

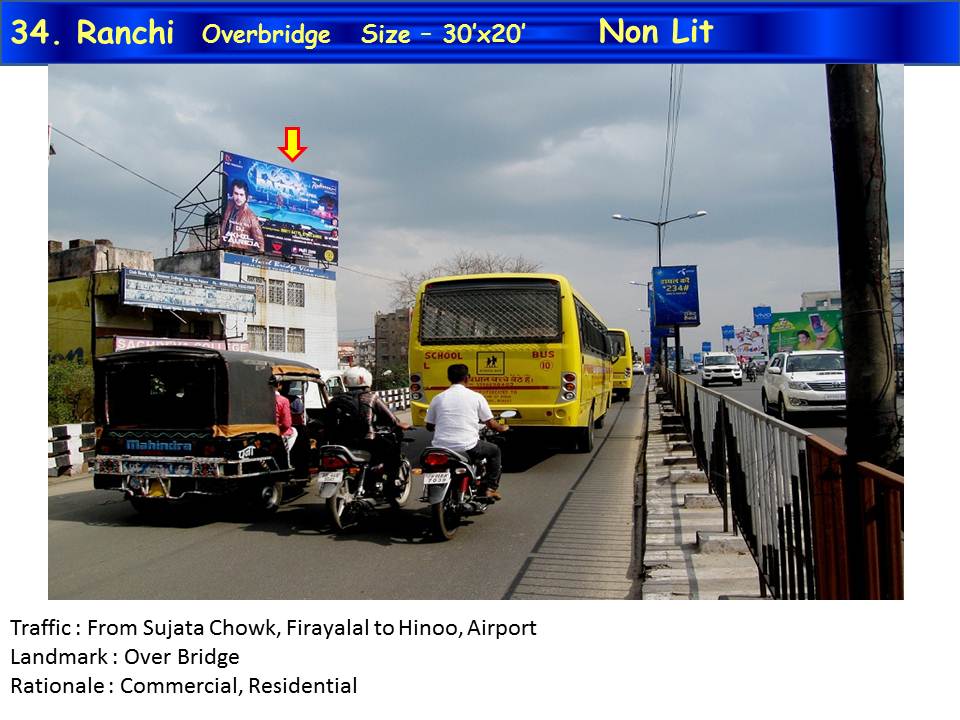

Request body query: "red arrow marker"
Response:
[278, 126, 308, 163]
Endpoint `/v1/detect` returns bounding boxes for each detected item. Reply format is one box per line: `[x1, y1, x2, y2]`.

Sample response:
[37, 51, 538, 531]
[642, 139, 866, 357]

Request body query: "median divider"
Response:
[48, 422, 96, 477]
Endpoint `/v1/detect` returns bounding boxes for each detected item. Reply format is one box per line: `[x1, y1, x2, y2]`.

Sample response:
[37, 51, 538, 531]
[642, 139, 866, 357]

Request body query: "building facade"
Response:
[48, 239, 244, 364]
[374, 308, 411, 373]
[801, 290, 842, 312]
[155, 250, 338, 371]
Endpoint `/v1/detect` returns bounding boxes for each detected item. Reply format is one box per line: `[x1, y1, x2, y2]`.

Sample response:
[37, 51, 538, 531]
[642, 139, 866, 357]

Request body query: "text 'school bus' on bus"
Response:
[408, 273, 617, 453]
[607, 328, 634, 402]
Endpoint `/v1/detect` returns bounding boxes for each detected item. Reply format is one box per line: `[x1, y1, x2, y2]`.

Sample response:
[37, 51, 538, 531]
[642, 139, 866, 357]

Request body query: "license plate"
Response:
[125, 462, 181, 477]
[824, 393, 845, 402]
[316, 471, 344, 485]
[422, 472, 450, 486]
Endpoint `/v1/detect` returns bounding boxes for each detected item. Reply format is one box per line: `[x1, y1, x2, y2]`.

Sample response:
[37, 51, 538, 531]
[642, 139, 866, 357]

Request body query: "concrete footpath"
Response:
[507, 384, 647, 599]
[640, 381, 765, 600]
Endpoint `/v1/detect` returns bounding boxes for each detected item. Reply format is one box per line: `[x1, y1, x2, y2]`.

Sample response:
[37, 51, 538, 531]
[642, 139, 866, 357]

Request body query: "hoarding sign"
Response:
[221, 151, 340, 263]
[693, 352, 702, 364]
[753, 305, 773, 326]
[652, 265, 700, 327]
[721, 324, 735, 339]
[120, 268, 256, 314]
[732, 325, 767, 358]
[114, 336, 250, 352]
[644, 347, 651, 364]
[223, 252, 337, 281]
[768, 311, 843, 353]
[702, 341, 711, 353]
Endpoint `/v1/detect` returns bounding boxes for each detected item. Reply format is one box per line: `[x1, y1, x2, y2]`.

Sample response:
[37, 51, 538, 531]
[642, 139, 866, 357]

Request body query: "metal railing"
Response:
[660, 370, 903, 599]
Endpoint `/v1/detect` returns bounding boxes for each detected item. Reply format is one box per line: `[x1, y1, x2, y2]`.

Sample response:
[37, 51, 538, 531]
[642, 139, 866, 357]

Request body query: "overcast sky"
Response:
[49, 64, 903, 352]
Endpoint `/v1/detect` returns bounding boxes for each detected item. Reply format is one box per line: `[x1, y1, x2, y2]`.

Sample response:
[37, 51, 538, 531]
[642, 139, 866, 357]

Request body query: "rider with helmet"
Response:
[332, 366, 412, 495]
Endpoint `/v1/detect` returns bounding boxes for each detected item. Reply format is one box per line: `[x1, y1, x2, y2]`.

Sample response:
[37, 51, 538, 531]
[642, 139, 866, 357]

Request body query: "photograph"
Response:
[46, 62, 905, 601]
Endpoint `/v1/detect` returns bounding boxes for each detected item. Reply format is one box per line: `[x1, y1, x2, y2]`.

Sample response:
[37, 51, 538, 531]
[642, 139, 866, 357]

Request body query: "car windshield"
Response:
[704, 355, 736, 366]
[786, 354, 845, 372]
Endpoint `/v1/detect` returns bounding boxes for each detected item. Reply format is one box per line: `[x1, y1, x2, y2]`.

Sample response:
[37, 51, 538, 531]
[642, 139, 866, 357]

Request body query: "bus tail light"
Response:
[560, 371, 577, 402]
[410, 374, 422, 383]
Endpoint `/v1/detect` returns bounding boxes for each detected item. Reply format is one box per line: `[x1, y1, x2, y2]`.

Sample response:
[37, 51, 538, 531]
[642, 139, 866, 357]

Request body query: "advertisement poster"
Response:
[221, 150, 340, 263]
[732, 325, 767, 358]
[721, 324, 736, 339]
[651, 265, 700, 327]
[702, 341, 711, 352]
[769, 310, 844, 353]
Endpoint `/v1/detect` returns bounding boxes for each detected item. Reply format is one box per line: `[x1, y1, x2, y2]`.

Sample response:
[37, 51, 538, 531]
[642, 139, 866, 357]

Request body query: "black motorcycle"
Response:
[417, 411, 515, 541]
[746, 365, 758, 382]
[317, 428, 414, 530]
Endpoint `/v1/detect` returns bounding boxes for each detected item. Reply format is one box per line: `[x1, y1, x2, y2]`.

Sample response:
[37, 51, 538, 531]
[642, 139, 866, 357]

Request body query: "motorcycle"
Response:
[316, 428, 414, 531]
[746, 365, 758, 382]
[417, 411, 516, 541]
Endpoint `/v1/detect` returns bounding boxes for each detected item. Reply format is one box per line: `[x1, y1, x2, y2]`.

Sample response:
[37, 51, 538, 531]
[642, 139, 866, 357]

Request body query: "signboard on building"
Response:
[768, 310, 844, 353]
[221, 151, 340, 263]
[223, 252, 336, 280]
[753, 305, 773, 326]
[120, 268, 257, 314]
[652, 265, 700, 327]
[114, 336, 250, 352]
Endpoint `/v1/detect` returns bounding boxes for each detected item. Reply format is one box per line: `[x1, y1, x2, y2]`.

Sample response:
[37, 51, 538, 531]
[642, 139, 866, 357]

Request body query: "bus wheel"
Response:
[594, 409, 605, 429]
[577, 409, 595, 453]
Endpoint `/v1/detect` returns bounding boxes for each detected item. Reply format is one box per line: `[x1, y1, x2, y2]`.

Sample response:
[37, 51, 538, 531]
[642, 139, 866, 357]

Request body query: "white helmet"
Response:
[343, 366, 373, 388]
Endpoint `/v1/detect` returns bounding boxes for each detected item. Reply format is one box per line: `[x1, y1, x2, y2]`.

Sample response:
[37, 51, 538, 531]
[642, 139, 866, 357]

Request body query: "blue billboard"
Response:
[652, 265, 700, 327]
[721, 324, 736, 339]
[753, 306, 773, 326]
[702, 341, 712, 353]
[221, 150, 339, 263]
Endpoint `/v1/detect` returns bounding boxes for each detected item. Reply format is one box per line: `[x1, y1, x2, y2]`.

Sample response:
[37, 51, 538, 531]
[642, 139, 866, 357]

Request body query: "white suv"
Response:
[762, 350, 846, 422]
[699, 352, 742, 387]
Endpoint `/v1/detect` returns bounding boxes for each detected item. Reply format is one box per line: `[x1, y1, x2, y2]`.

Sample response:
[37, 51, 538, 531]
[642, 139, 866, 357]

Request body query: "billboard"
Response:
[221, 151, 340, 263]
[702, 341, 711, 353]
[768, 311, 844, 353]
[753, 305, 773, 325]
[120, 268, 257, 315]
[721, 324, 735, 339]
[652, 265, 700, 327]
[732, 326, 767, 358]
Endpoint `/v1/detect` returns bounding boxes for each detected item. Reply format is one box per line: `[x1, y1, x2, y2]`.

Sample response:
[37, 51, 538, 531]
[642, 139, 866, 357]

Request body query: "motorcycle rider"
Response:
[425, 363, 510, 501]
[334, 367, 412, 496]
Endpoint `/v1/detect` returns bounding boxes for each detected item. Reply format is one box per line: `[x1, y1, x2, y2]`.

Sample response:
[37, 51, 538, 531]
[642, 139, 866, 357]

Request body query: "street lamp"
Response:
[613, 210, 707, 377]
[611, 211, 707, 266]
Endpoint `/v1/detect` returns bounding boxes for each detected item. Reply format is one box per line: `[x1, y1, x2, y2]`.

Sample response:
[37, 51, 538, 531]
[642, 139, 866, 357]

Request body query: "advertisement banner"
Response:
[651, 265, 700, 327]
[120, 268, 256, 314]
[721, 324, 735, 339]
[693, 352, 702, 364]
[221, 151, 339, 263]
[114, 336, 250, 352]
[644, 347, 651, 364]
[753, 306, 773, 325]
[768, 311, 843, 353]
[732, 325, 767, 358]
[702, 342, 711, 353]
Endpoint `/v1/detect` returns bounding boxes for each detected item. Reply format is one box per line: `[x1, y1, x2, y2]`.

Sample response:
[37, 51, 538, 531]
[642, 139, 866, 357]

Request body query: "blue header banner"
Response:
[3, 3, 958, 64]
[652, 265, 700, 328]
[753, 305, 773, 325]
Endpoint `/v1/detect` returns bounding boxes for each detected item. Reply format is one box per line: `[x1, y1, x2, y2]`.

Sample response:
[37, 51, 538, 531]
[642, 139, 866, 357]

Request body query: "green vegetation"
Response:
[48, 360, 94, 425]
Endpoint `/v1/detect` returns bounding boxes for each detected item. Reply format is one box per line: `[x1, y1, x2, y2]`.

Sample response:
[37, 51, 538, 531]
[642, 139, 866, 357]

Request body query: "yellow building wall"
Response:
[49, 277, 92, 364]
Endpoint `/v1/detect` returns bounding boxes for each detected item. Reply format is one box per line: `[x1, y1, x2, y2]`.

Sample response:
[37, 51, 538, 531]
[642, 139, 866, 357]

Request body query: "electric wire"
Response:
[50, 126, 181, 198]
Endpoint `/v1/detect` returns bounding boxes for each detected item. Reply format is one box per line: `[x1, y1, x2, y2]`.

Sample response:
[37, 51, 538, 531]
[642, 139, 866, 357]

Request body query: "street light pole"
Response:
[614, 210, 706, 379]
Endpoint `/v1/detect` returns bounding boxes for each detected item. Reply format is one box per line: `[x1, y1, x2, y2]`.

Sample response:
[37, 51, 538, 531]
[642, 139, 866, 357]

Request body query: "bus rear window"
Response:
[420, 281, 562, 344]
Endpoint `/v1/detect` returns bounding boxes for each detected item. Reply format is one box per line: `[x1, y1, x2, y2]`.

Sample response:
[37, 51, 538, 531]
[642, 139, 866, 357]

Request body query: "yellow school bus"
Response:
[408, 273, 617, 452]
[607, 328, 634, 401]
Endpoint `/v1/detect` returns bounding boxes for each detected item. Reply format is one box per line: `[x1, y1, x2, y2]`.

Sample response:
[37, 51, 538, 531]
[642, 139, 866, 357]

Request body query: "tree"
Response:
[48, 360, 94, 425]
[391, 250, 542, 308]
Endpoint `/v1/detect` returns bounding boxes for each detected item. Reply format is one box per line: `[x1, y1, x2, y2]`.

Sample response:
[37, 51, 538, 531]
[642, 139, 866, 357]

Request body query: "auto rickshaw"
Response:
[92, 347, 330, 515]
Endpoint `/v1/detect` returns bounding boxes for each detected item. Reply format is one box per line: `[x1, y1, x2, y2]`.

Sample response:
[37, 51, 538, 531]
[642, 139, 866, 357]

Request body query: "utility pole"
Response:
[825, 64, 899, 470]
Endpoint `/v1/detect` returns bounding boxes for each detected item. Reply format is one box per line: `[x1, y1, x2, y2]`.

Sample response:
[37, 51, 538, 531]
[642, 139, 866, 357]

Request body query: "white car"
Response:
[762, 350, 846, 422]
[699, 352, 742, 387]
[632, 362, 645, 375]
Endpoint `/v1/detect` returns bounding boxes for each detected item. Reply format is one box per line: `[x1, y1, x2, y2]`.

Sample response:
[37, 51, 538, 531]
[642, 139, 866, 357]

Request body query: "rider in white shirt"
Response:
[426, 364, 509, 500]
